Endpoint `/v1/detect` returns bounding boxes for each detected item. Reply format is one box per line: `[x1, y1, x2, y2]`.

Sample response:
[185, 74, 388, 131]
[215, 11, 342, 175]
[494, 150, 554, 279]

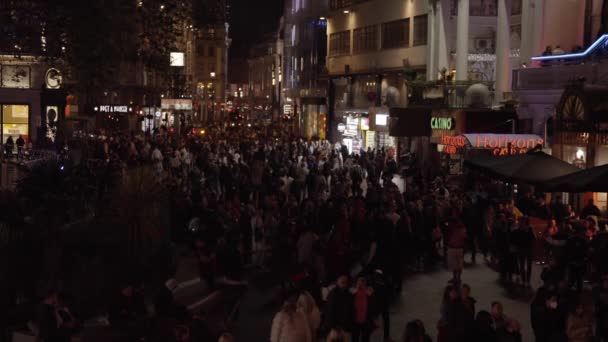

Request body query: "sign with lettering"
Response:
[431, 117, 454, 130]
[95, 105, 131, 113]
[441, 134, 544, 156]
[161, 99, 193, 110]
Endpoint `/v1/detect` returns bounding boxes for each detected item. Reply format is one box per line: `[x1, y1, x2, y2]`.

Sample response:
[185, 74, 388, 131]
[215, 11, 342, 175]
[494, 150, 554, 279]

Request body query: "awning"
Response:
[541, 163, 608, 192]
[465, 150, 580, 184]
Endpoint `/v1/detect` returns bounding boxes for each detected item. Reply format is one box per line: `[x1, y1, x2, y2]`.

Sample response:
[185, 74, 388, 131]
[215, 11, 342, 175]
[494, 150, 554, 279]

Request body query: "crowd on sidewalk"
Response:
[25, 128, 608, 342]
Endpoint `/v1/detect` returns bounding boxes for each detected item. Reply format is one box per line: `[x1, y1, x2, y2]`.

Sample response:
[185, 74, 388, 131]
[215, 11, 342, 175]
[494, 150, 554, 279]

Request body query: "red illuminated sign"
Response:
[441, 134, 544, 156]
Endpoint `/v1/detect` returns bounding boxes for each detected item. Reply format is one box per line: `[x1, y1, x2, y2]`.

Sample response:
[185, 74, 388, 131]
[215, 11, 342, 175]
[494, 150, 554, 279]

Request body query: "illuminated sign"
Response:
[532, 34, 608, 62]
[431, 117, 454, 130]
[375, 114, 388, 126]
[161, 99, 193, 110]
[441, 134, 544, 156]
[365, 130, 376, 149]
[360, 118, 370, 130]
[170, 52, 185, 66]
[95, 105, 131, 113]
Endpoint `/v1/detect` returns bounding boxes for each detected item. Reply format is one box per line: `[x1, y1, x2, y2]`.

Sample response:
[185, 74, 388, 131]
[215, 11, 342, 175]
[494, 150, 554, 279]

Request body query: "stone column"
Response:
[437, 0, 449, 77]
[531, 0, 545, 60]
[427, 3, 437, 80]
[456, 0, 470, 80]
[495, 0, 511, 103]
[520, 0, 533, 64]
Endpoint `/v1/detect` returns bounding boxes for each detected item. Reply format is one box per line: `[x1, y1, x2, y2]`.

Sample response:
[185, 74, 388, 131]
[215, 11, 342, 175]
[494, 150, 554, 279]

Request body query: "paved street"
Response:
[0, 162, 22, 190]
[231, 260, 542, 341]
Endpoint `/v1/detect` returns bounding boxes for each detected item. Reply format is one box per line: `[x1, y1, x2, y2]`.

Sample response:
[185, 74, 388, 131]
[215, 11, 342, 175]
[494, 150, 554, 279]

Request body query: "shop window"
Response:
[413, 15, 428, 46]
[353, 25, 378, 54]
[382, 19, 409, 49]
[2, 104, 29, 143]
[329, 30, 351, 56]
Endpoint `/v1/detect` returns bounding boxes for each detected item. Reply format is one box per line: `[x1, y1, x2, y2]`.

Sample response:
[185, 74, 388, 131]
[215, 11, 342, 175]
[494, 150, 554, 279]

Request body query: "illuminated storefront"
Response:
[1, 104, 29, 143]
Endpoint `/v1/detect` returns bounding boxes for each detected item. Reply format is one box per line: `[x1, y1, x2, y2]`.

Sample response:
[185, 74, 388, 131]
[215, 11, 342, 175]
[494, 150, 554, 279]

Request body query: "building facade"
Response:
[325, 0, 430, 151]
[192, 23, 231, 123]
[283, 0, 330, 139]
[247, 34, 282, 124]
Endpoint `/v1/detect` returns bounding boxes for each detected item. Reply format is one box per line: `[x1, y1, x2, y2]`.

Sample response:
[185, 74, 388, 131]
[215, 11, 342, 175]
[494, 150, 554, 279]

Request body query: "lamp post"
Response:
[210, 72, 216, 121]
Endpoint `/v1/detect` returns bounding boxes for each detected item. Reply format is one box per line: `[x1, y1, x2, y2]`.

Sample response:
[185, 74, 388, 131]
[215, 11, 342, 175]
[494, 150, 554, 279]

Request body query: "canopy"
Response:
[541, 163, 608, 192]
[465, 151, 580, 184]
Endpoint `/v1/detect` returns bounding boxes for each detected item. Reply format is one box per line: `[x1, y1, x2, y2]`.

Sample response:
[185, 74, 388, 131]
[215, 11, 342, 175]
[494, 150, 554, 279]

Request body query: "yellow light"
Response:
[319, 17, 326, 20]
[200, 130, 205, 134]
[343, 10, 349, 14]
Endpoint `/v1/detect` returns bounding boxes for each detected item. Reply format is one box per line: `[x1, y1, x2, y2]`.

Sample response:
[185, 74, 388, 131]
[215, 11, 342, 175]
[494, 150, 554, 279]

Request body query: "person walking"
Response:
[445, 212, 467, 283]
[351, 276, 374, 342]
[270, 294, 313, 342]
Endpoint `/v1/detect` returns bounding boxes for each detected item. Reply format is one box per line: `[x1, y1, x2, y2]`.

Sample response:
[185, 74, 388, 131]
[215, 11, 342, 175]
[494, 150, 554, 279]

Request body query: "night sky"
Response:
[229, 0, 284, 59]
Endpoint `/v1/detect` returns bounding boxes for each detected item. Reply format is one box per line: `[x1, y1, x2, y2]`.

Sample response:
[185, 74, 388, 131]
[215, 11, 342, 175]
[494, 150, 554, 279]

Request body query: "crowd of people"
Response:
[24, 127, 608, 342]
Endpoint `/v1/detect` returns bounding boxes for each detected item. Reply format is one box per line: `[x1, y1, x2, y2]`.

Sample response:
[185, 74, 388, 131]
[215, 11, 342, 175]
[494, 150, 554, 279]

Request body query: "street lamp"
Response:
[210, 72, 216, 120]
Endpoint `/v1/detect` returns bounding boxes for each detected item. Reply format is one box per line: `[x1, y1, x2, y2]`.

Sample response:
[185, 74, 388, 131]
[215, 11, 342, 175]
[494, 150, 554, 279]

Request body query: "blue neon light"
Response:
[531, 34, 608, 61]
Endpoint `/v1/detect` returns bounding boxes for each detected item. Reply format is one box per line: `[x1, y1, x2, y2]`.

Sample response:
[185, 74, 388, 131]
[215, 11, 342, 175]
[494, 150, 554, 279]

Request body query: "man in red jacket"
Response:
[446, 214, 467, 283]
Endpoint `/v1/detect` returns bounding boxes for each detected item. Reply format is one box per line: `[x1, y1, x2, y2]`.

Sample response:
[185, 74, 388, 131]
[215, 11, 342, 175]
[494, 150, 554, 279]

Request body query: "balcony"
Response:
[512, 62, 608, 91]
[409, 80, 495, 109]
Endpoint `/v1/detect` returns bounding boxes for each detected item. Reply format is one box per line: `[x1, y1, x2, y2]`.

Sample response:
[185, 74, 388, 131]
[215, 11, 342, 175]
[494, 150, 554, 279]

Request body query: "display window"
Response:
[2, 104, 29, 143]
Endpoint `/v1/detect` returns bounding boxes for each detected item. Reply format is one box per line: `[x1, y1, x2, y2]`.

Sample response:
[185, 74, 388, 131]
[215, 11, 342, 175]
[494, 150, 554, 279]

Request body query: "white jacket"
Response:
[270, 310, 312, 342]
[297, 292, 320, 337]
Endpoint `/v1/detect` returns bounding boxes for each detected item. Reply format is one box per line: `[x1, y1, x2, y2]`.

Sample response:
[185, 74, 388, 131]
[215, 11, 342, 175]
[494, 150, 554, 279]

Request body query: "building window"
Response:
[511, 0, 522, 15]
[382, 19, 409, 49]
[1, 104, 29, 144]
[413, 15, 428, 46]
[208, 46, 215, 57]
[329, 30, 351, 56]
[353, 25, 378, 54]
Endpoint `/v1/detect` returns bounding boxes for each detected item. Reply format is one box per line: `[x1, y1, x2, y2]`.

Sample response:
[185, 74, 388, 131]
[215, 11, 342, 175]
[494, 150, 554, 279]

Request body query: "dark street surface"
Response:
[229, 260, 541, 341]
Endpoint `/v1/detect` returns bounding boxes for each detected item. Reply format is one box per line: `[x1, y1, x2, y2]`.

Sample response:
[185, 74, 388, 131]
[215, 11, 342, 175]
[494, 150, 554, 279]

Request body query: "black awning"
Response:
[388, 107, 432, 137]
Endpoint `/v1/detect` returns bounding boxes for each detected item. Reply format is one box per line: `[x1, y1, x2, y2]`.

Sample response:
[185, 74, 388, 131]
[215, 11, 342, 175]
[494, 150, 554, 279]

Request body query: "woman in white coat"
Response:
[270, 295, 312, 342]
[297, 291, 321, 338]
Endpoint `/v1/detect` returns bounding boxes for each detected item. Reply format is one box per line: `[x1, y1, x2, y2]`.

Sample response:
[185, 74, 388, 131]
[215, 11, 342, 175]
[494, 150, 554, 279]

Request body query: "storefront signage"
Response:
[375, 114, 388, 126]
[343, 117, 359, 137]
[365, 130, 376, 149]
[1, 65, 31, 89]
[45, 68, 63, 89]
[95, 105, 131, 113]
[170, 52, 185, 67]
[360, 118, 370, 131]
[161, 99, 193, 110]
[441, 134, 545, 156]
[431, 117, 454, 130]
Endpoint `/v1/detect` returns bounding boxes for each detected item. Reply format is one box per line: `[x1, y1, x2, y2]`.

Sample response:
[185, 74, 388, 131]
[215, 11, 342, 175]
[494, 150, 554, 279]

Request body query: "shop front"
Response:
[299, 97, 327, 140]
[552, 83, 608, 210]
[0, 59, 49, 145]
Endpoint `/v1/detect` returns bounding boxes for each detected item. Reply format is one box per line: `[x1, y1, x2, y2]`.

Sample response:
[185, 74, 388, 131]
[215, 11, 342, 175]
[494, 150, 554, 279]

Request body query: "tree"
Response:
[1, 0, 193, 98]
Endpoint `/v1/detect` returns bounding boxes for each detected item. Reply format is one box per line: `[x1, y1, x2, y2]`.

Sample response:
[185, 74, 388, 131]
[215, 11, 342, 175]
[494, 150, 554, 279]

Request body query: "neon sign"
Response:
[441, 134, 544, 156]
[431, 117, 454, 130]
[532, 34, 608, 61]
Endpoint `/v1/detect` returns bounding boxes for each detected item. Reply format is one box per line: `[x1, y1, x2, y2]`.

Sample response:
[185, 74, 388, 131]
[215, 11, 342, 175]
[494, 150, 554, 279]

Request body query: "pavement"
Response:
[0, 162, 23, 190]
[229, 259, 542, 342]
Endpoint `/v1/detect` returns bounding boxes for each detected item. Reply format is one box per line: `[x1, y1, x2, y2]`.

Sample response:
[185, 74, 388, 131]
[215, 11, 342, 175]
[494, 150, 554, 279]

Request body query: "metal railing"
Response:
[512, 62, 608, 91]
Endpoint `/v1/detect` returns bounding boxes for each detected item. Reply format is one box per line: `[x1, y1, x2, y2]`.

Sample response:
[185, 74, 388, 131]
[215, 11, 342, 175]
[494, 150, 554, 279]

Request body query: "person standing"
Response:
[566, 303, 593, 342]
[351, 276, 374, 342]
[512, 216, 535, 287]
[270, 294, 312, 342]
[323, 274, 354, 337]
[445, 213, 467, 283]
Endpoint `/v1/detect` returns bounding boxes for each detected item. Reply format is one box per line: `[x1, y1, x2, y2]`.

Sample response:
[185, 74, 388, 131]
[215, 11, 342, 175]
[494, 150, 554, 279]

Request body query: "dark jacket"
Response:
[324, 287, 354, 331]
